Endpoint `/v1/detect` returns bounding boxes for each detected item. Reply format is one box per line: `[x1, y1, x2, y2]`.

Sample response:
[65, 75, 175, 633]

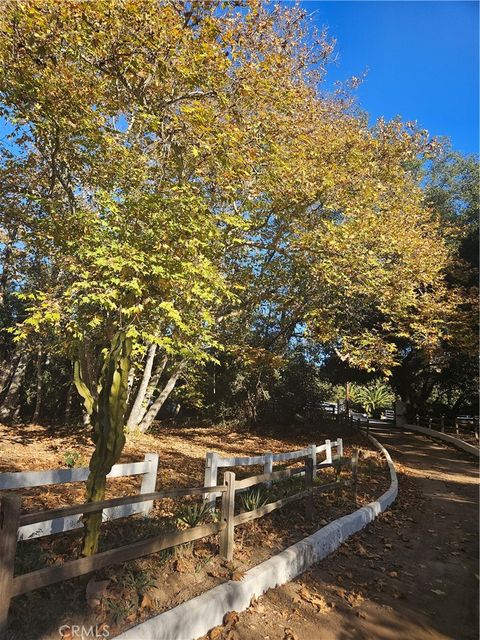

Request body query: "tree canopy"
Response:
[0, 0, 476, 428]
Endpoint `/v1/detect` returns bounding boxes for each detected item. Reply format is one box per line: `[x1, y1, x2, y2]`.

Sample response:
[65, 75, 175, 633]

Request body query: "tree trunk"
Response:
[64, 381, 73, 425]
[32, 347, 43, 422]
[0, 352, 29, 423]
[136, 353, 168, 425]
[138, 360, 186, 433]
[126, 343, 157, 429]
[82, 472, 107, 556]
[0, 351, 21, 399]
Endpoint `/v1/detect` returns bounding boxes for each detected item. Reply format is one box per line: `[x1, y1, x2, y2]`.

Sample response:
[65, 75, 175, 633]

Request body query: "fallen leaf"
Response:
[141, 593, 153, 609]
[223, 611, 239, 627]
[209, 627, 223, 640]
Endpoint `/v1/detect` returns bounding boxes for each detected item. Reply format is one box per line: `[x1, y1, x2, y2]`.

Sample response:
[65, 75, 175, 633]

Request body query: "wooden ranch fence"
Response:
[0, 453, 159, 540]
[0, 450, 359, 634]
[415, 414, 479, 441]
[203, 438, 344, 508]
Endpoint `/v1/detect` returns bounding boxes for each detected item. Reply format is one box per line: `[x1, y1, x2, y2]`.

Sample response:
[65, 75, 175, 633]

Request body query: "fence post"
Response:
[305, 458, 314, 521]
[351, 449, 359, 507]
[455, 417, 459, 435]
[309, 444, 317, 478]
[428, 417, 433, 430]
[335, 455, 342, 503]
[416, 414, 419, 425]
[440, 415, 445, 433]
[139, 453, 159, 516]
[0, 494, 21, 635]
[264, 452, 273, 488]
[325, 439, 332, 464]
[219, 471, 235, 561]
[337, 438, 344, 459]
[204, 452, 218, 509]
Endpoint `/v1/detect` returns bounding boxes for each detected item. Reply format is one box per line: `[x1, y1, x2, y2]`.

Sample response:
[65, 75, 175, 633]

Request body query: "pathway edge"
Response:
[403, 423, 479, 458]
[116, 434, 397, 640]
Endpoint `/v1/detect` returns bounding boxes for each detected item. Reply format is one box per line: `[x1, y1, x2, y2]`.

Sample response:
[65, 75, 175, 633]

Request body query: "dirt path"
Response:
[230, 426, 478, 640]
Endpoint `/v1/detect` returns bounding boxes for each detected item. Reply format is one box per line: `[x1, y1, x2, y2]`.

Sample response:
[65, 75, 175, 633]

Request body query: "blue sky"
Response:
[300, 1, 479, 154]
[1, 2, 477, 156]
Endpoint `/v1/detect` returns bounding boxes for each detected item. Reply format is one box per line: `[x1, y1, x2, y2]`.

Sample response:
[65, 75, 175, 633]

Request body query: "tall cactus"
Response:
[74, 331, 132, 556]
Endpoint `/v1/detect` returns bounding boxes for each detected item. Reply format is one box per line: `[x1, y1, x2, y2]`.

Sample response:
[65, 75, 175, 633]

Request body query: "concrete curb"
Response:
[117, 434, 397, 640]
[404, 423, 479, 458]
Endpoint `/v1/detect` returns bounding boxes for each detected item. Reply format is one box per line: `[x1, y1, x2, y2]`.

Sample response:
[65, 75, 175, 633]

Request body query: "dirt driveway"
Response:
[229, 426, 478, 640]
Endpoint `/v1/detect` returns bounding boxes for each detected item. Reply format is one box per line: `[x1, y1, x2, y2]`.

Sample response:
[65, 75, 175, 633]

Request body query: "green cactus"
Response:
[74, 331, 132, 556]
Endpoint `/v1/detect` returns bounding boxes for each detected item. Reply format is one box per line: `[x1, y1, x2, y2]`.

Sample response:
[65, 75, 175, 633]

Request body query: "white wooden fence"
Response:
[0, 453, 159, 540]
[203, 439, 343, 508]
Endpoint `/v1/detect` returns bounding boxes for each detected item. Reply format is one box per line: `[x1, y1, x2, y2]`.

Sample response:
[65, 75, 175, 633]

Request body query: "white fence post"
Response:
[325, 439, 332, 464]
[309, 444, 317, 478]
[204, 452, 218, 509]
[264, 452, 273, 487]
[139, 453, 159, 516]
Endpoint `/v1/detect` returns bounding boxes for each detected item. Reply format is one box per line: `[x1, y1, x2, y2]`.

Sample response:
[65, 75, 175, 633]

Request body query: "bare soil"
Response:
[1, 420, 388, 640]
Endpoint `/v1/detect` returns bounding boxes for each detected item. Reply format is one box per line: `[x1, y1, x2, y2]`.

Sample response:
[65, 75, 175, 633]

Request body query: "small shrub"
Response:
[240, 486, 269, 511]
[104, 597, 137, 626]
[276, 475, 303, 496]
[175, 502, 215, 528]
[119, 568, 156, 595]
[15, 542, 53, 575]
[63, 450, 85, 468]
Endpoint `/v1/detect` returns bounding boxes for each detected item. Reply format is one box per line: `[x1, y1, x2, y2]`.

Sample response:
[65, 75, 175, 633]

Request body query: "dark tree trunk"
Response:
[32, 347, 43, 422]
[0, 352, 29, 423]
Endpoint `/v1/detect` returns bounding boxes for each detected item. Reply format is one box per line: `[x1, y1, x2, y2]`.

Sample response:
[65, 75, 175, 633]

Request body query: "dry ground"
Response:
[1, 419, 388, 639]
[2, 422, 477, 640]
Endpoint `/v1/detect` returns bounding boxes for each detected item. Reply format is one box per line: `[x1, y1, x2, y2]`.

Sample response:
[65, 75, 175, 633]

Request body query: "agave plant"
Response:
[175, 502, 215, 528]
[240, 486, 269, 511]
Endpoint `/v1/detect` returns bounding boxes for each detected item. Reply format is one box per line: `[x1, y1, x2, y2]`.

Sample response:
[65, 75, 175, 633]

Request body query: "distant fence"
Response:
[0, 453, 159, 540]
[414, 414, 479, 441]
[203, 439, 343, 508]
[0, 448, 359, 633]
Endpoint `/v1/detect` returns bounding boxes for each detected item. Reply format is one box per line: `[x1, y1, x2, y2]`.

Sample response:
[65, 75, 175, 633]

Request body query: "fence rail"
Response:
[19, 484, 227, 527]
[415, 414, 479, 440]
[0, 453, 159, 540]
[203, 438, 344, 507]
[0, 448, 359, 633]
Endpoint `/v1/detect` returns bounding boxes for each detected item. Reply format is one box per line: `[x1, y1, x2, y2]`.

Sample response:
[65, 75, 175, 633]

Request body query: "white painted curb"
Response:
[117, 434, 397, 640]
[404, 423, 479, 458]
